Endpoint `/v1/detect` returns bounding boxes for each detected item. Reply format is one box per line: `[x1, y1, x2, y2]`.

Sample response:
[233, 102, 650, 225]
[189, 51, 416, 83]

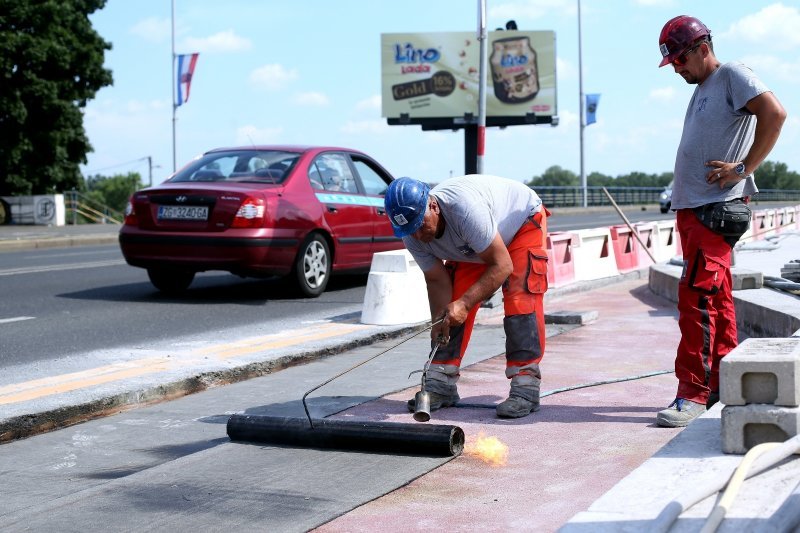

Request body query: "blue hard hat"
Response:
[384, 177, 430, 237]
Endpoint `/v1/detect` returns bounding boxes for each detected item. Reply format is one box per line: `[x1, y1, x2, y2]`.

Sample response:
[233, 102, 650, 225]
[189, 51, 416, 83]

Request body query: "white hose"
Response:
[698, 442, 780, 533]
[651, 434, 800, 533]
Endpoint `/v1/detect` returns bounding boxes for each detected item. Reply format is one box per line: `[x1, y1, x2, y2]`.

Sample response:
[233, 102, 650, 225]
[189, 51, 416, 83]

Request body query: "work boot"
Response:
[496, 394, 540, 418]
[407, 390, 459, 413]
[706, 391, 720, 409]
[656, 398, 706, 428]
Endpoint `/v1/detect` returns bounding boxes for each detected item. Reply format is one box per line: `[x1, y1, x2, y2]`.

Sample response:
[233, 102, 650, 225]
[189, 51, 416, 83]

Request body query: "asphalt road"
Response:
[0, 244, 371, 367]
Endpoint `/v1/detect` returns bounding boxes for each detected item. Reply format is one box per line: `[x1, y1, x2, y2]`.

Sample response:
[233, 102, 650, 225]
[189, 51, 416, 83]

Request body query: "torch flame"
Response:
[465, 432, 509, 466]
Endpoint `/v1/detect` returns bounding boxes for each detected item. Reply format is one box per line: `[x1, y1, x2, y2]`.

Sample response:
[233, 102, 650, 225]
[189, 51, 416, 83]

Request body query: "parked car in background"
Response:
[119, 145, 403, 296]
[659, 181, 673, 213]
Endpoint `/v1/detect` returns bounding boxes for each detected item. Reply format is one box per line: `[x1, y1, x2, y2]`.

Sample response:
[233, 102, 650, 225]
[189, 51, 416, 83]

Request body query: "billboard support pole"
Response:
[476, 0, 487, 174]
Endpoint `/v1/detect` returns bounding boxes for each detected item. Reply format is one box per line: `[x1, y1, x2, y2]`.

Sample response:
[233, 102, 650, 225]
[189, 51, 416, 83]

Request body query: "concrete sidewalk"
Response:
[0, 223, 120, 251]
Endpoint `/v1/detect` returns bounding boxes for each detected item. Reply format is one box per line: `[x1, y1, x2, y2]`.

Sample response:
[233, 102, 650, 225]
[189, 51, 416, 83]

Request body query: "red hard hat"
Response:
[658, 15, 711, 67]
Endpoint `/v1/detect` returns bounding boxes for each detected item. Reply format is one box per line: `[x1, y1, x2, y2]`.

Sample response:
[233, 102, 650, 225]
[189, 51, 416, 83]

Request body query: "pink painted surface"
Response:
[316, 279, 684, 532]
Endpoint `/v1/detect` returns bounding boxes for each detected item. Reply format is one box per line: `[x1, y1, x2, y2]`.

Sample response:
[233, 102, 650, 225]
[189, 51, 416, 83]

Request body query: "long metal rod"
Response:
[302, 318, 444, 428]
[602, 186, 658, 264]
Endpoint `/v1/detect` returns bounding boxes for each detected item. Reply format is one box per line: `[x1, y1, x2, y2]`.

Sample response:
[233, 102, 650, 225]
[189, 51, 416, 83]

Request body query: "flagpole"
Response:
[171, 0, 177, 173]
[578, 0, 587, 208]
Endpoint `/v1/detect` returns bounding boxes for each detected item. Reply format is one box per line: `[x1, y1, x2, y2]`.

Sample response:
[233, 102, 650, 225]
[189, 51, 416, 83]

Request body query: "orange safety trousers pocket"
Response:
[526, 249, 549, 294]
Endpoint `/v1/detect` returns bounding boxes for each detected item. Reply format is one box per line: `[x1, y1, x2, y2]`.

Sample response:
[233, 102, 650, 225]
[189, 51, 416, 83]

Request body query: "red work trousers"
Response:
[431, 209, 549, 379]
[675, 209, 738, 404]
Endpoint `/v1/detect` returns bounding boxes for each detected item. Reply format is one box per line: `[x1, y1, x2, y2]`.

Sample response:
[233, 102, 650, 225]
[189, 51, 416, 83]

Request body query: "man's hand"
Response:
[705, 161, 743, 189]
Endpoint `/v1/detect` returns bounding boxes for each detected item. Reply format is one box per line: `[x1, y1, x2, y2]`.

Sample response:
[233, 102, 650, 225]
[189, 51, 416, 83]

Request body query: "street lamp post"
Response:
[578, 0, 587, 208]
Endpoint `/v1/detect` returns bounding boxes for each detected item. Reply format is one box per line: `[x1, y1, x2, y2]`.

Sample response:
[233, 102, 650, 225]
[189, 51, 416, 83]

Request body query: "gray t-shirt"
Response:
[671, 62, 769, 210]
[403, 174, 542, 272]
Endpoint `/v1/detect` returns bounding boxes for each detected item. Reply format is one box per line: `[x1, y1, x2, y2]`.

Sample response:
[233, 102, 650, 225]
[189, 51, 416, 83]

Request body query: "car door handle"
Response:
[377, 208, 385, 215]
[326, 205, 338, 213]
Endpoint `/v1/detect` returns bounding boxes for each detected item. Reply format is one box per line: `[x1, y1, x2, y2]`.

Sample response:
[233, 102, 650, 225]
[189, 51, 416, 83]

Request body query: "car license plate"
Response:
[157, 205, 209, 220]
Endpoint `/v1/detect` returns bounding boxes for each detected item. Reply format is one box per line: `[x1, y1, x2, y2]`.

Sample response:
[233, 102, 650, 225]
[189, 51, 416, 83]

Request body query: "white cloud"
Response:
[340, 120, 391, 135]
[125, 100, 169, 113]
[291, 92, 329, 106]
[726, 4, 800, 50]
[648, 86, 677, 102]
[235, 125, 283, 145]
[557, 57, 577, 82]
[740, 53, 800, 84]
[632, 0, 675, 6]
[130, 17, 171, 43]
[490, 0, 573, 21]
[249, 64, 299, 91]
[355, 95, 382, 112]
[182, 30, 252, 53]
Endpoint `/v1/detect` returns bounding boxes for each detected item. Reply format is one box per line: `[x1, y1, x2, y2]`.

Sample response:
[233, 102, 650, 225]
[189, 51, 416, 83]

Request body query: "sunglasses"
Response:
[672, 41, 704, 67]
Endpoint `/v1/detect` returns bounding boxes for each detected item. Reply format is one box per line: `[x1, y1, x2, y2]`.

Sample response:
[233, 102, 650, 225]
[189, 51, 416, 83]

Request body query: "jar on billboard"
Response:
[490, 36, 539, 104]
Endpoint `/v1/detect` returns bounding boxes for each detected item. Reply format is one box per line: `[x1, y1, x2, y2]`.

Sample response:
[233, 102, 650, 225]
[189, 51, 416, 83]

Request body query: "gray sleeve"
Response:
[728, 63, 769, 112]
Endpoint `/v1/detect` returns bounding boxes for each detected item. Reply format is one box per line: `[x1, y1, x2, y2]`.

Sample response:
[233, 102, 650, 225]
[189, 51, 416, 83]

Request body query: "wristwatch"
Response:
[734, 162, 746, 177]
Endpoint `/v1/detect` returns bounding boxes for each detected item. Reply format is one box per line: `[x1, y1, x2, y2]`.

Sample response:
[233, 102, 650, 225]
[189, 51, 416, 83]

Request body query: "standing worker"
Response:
[656, 15, 786, 427]
[384, 175, 549, 419]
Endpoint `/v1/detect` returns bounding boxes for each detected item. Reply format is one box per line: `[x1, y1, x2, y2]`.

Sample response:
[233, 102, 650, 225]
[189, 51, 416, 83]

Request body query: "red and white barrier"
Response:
[571, 227, 619, 281]
[546, 232, 576, 288]
[610, 225, 640, 273]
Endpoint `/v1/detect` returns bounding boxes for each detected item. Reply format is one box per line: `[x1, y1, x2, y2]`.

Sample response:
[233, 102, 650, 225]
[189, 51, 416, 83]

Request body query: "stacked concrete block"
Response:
[720, 337, 800, 454]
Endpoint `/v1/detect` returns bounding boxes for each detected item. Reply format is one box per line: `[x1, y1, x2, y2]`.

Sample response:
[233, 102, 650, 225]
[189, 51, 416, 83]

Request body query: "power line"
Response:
[84, 157, 148, 175]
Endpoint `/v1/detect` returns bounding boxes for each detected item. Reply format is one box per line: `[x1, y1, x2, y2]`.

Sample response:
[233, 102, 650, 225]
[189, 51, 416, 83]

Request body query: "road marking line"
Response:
[0, 316, 35, 324]
[0, 321, 375, 405]
[0, 259, 125, 277]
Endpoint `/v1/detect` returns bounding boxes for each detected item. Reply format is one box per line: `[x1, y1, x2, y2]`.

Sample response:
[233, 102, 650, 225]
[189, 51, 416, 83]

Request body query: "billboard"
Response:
[381, 31, 556, 123]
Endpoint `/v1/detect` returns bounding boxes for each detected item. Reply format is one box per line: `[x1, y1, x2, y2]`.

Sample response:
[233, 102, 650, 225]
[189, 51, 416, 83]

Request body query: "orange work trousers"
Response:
[431, 208, 549, 380]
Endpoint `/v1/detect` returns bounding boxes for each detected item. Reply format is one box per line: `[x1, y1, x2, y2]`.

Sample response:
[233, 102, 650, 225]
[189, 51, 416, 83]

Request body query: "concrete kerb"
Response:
[0, 323, 424, 443]
[0, 233, 119, 252]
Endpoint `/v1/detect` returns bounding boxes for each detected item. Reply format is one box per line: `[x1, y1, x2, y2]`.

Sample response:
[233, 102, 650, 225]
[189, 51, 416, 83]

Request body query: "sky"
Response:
[82, 0, 800, 187]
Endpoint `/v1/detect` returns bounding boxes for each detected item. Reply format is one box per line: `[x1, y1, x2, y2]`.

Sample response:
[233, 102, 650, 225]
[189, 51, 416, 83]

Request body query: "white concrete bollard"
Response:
[360, 250, 431, 325]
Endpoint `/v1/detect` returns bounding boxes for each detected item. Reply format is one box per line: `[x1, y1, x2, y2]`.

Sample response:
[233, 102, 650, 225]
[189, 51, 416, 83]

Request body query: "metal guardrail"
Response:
[64, 190, 123, 225]
[529, 186, 800, 208]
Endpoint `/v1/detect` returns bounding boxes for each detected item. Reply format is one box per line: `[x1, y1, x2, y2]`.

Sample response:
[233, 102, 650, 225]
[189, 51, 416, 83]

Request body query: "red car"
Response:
[119, 145, 403, 296]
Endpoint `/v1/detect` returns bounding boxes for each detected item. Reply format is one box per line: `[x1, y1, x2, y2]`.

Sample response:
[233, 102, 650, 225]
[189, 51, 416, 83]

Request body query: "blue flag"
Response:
[586, 93, 600, 125]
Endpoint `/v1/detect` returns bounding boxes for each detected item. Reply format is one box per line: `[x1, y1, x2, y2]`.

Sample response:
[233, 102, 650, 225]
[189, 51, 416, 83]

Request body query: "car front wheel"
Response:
[294, 234, 331, 297]
[147, 268, 195, 294]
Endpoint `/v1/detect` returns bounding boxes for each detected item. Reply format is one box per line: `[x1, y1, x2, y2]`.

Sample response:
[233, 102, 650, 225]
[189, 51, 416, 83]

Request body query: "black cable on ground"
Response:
[456, 369, 672, 409]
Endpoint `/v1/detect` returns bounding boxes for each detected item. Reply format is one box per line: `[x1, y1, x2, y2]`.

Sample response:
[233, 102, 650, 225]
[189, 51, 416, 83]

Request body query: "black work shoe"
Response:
[496, 394, 540, 419]
[406, 391, 460, 413]
[656, 398, 705, 428]
[706, 391, 720, 409]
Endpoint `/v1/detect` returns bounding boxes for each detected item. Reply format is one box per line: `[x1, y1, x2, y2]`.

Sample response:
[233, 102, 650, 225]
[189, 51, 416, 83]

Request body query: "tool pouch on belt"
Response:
[693, 199, 751, 239]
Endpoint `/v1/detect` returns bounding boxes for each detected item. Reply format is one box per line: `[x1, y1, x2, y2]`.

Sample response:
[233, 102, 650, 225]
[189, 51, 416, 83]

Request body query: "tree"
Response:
[0, 0, 112, 196]
[83, 172, 142, 215]
[528, 165, 579, 186]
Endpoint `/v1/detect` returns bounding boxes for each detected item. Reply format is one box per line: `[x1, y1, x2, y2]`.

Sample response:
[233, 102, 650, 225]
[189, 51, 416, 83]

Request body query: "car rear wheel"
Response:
[147, 268, 195, 294]
[294, 234, 331, 297]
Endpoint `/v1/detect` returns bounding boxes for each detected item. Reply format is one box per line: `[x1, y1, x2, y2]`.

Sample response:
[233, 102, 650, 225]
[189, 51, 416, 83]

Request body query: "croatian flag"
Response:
[176, 53, 199, 107]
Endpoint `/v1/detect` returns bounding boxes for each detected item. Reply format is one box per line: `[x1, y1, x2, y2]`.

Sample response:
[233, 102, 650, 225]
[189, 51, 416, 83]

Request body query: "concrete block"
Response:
[721, 404, 800, 454]
[545, 310, 599, 325]
[720, 338, 800, 406]
[730, 267, 763, 290]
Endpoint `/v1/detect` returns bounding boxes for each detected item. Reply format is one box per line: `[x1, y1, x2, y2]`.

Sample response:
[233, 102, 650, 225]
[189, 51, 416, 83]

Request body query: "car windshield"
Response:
[169, 150, 300, 184]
